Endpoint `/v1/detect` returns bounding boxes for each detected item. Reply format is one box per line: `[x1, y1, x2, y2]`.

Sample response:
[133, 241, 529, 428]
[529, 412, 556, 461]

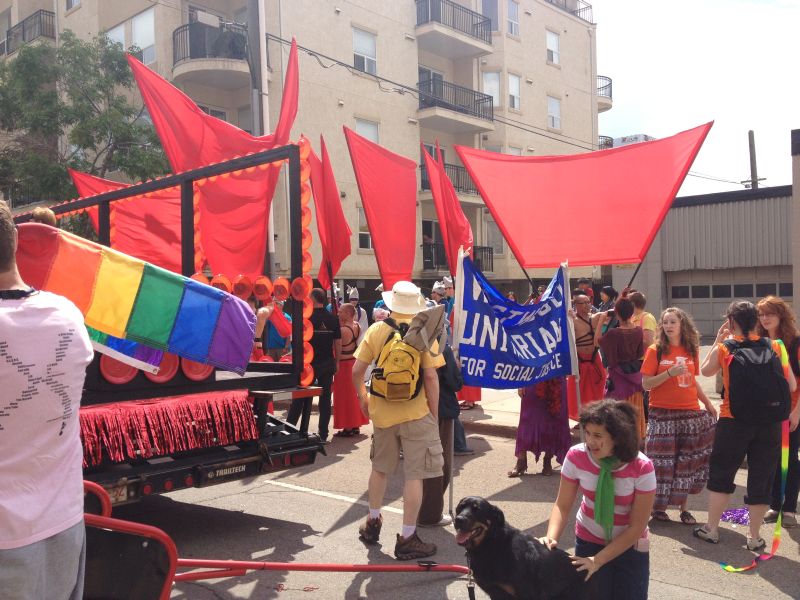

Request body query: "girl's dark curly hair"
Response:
[579, 399, 640, 463]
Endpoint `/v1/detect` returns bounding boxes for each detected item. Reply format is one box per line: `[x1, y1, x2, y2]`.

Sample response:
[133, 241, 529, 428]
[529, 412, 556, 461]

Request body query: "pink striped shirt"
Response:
[560, 443, 656, 545]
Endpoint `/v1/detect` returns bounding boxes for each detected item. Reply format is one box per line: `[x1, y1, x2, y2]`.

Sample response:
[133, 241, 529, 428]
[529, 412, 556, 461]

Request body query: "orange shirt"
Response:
[717, 334, 788, 419]
[641, 344, 700, 411]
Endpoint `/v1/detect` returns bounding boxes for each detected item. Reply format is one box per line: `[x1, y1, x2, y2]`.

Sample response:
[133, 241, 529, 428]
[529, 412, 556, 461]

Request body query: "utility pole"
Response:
[741, 130, 765, 189]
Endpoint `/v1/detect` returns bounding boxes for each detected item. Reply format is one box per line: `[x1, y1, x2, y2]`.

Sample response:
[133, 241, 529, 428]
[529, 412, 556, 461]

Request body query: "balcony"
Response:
[172, 22, 250, 90]
[420, 162, 478, 195]
[418, 79, 494, 133]
[597, 75, 613, 112]
[598, 135, 613, 150]
[415, 0, 492, 59]
[422, 242, 493, 272]
[544, 0, 593, 24]
[4, 10, 55, 55]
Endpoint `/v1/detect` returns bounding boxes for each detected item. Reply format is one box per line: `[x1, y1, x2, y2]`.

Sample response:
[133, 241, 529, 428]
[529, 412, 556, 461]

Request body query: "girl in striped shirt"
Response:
[538, 399, 656, 600]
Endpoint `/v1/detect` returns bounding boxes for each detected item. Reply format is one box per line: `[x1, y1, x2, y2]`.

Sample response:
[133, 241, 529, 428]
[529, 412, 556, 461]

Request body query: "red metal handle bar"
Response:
[83, 480, 112, 517]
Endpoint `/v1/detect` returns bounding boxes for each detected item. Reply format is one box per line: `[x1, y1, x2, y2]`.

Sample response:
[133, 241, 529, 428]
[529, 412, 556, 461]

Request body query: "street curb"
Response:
[461, 419, 516, 439]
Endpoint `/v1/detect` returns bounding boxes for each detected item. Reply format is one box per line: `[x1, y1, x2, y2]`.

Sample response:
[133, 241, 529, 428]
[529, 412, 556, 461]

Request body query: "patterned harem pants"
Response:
[645, 407, 716, 511]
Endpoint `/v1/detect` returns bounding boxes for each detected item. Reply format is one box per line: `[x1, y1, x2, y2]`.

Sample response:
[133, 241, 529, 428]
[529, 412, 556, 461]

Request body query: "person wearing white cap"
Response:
[347, 285, 369, 345]
[351, 281, 446, 560]
[430, 281, 446, 305]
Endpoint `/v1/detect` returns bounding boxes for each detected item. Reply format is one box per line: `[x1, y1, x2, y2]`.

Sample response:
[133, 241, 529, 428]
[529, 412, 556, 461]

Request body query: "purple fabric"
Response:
[515, 378, 572, 464]
[207, 296, 256, 374]
[607, 365, 643, 400]
[133, 344, 164, 367]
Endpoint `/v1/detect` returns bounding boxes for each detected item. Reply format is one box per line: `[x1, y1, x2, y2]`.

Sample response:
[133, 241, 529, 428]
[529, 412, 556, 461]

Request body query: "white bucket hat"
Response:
[431, 281, 446, 295]
[382, 281, 425, 315]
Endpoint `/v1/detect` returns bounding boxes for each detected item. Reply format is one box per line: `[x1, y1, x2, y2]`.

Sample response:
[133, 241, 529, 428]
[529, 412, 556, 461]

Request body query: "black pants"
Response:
[575, 538, 649, 600]
[418, 418, 453, 525]
[707, 418, 781, 505]
[287, 368, 334, 440]
[771, 424, 800, 513]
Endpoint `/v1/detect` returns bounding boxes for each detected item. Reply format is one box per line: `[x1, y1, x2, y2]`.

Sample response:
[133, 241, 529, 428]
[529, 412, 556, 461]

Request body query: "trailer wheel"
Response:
[145, 353, 180, 383]
[99, 355, 138, 385]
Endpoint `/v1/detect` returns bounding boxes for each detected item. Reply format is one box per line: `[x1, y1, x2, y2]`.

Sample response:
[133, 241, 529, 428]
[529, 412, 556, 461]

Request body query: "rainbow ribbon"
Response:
[720, 420, 790, 572]
[16, 223, 255, 375]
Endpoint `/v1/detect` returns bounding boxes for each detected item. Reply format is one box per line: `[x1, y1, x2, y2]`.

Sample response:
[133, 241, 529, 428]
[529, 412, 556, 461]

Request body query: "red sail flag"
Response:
[124, 38, 300, 277]
[69, 169, 183, 273]
[422, 143, 473, 274]
[308, 135, 351, 290]
[456, 122, 712, 267]
[343, 126, 417, 289]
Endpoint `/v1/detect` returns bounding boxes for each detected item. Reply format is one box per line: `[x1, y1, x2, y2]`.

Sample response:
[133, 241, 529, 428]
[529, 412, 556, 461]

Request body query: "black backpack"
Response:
[723, 338, 791, 424]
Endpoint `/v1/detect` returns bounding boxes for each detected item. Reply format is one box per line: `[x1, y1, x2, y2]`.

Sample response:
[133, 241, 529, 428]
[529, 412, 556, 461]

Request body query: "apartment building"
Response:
[0, 0, 612, 298]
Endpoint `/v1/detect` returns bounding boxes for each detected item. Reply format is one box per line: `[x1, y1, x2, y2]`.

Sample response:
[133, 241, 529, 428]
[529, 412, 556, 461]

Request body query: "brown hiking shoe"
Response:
[394, 532, 436, 560]
[358, 515, 382, 544]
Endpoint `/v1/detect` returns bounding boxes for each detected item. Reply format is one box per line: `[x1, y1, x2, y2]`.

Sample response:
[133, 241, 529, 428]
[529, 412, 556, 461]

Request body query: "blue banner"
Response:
[455, 257, 575, 389]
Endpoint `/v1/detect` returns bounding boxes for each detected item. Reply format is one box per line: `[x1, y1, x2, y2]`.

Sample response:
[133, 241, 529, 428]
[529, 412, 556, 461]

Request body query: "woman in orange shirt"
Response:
[695, 301, 796, 551]
[756, 296, 800, 528]
[641, 308, 717, 524]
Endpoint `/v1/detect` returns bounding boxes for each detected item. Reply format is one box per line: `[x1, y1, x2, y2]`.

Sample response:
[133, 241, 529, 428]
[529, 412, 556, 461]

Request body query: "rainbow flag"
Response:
[16, 223, 255, 375]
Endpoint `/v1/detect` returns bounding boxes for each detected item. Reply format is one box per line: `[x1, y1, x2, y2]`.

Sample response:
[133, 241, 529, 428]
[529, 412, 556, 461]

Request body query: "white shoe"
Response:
[420, 514, 453, 528]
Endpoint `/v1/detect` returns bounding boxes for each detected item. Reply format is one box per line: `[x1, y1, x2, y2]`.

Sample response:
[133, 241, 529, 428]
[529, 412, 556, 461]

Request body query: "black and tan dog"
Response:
[454, 496, 591, 600]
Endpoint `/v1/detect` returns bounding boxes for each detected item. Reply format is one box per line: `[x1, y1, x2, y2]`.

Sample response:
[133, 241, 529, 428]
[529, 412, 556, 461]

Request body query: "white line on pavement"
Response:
[260, 479, 404, 514]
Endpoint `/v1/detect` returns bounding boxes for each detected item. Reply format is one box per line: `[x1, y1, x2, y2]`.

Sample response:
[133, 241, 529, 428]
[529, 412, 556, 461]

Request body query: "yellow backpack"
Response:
[369, 319, 423, 402]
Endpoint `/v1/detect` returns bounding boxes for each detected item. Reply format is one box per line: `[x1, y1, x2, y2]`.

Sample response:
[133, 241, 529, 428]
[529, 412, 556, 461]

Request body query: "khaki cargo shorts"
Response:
[370, 413, 443, 480]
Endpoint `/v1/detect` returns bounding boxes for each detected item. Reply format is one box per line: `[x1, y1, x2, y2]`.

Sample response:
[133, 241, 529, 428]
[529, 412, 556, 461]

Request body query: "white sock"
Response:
[369, 508, 381, 520]
[401, 524, 416, 539]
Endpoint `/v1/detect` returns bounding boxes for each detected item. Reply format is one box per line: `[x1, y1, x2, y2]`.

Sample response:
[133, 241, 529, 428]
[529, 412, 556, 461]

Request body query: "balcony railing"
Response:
[416, 0, 492, 44]
[544, 0, 593, 24]
[173, 21, 248, 66]
[420, 162, 478, 195]
[418, 79, 494, 122]
[597, 75, 612, 99]
[5, 10, 55, 55]
[598, 135, 614, 150]
[422, 242, 493, 273]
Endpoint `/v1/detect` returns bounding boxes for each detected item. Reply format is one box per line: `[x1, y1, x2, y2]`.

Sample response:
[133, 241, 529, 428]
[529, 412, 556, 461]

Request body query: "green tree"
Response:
[0, 31, 169, 210]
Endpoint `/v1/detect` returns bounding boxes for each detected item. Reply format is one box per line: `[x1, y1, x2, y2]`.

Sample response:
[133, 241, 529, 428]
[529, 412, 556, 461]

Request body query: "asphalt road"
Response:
[112, 414, 800, 600]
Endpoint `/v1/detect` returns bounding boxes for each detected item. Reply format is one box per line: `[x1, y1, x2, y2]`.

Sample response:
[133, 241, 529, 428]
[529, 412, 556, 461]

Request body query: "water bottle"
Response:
[675, 356, 692, 388]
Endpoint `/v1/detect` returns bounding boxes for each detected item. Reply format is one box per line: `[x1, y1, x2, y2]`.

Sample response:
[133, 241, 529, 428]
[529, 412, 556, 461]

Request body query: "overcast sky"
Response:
[593, 0, 799, 197]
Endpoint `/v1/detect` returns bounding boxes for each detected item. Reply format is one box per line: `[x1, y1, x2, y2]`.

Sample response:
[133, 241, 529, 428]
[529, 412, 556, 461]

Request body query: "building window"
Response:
[105, 23, 125, 48]
[353, 28, 377, 75]
[132, 7, 155, 64]
[508, 73, 520, 110]
[507, 146, 522, 156]
[354, 118, 379, 143]
[483, 71, 500, 107]
[486, 218, 504, 255]
[779, 282, 793, 297]
[422, 143, 444, 162]
[418, 65, 444, 99]
[237, 106, 252, 134]
[733, 283, 753, 298]
[197, 105, 227, 121]
[712, 284, 731, 298]
[671, 286, 690, 299]
[507, 0, 519, 35]
[691, 285, 710, 299]
[66, 0, 81, 10]
[546, 31, 560, 64]
[484, 145, 502, 153]
[547, 96, 561, 129]
[358, 207, 372, 250]
[756, 283, 777, 297]
[482, 0, 499, 32]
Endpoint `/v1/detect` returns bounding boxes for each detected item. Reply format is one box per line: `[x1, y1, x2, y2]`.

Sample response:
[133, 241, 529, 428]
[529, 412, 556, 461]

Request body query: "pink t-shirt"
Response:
[0, 291, 93, 549]
[560, 443, 656, 545]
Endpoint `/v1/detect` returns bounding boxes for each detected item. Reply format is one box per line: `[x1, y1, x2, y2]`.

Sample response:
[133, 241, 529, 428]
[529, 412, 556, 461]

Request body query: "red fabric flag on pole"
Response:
[69, 169, 183, 273]
[343, 126, 417, 289]
[124, 38, 300, 277]
[308, 135, 352, 290]
[421, 143, 473, 274]
[456, 122, 712, 268]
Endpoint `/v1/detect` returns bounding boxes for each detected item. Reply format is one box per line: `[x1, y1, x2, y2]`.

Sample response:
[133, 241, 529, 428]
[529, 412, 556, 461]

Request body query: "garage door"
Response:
[666, 267, 793, 340]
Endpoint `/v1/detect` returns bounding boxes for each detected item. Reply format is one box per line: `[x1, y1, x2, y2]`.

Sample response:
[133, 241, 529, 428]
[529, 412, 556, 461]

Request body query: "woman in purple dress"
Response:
[508, 377, 572, 477]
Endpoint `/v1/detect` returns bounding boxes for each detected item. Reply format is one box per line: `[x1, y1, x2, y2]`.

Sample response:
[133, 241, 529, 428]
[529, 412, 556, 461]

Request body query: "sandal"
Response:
[651, 511, 671, 522]
[679, 511, 697, 525]
[507, 459, 528, 478]
[459, 402, 475, 411]
[333, 430, 355, 438]
[693, 526, 719, 544]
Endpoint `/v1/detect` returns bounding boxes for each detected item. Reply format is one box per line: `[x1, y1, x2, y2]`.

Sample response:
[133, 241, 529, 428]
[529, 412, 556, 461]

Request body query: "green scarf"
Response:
[594, 456, 617, 542]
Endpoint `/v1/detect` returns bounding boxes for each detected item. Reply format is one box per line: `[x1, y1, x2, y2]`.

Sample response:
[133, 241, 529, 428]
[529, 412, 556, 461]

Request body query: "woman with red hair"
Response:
[756, 296, 800, 528]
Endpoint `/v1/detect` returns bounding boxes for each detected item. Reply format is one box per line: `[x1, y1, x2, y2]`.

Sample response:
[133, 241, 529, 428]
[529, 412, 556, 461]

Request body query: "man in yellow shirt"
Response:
[351, 281, 445, 560]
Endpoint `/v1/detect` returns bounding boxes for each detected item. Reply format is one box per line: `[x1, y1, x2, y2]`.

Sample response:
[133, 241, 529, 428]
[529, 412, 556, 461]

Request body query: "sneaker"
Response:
[746, 537, 766, 553]
[358, 515, 382, 544]
[784, 513, 797, 528]
[419, 514, 453, 528]
[394, 532, 436, 560]
[692, 526, 719, 544]
[454, 448, 475, 456]
[764, 509, 780, 524]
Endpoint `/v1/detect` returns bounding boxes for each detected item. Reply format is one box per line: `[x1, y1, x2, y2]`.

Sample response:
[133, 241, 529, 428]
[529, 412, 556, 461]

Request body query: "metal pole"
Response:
[180, 181, 194, 277]
[626, 262, 643, 290]
[748, 130, 759, 189]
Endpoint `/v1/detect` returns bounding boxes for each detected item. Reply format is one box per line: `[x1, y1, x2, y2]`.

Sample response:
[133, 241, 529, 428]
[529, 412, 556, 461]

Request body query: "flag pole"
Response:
[563, 260, 584, 442]
[448, 247, 467, 517]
